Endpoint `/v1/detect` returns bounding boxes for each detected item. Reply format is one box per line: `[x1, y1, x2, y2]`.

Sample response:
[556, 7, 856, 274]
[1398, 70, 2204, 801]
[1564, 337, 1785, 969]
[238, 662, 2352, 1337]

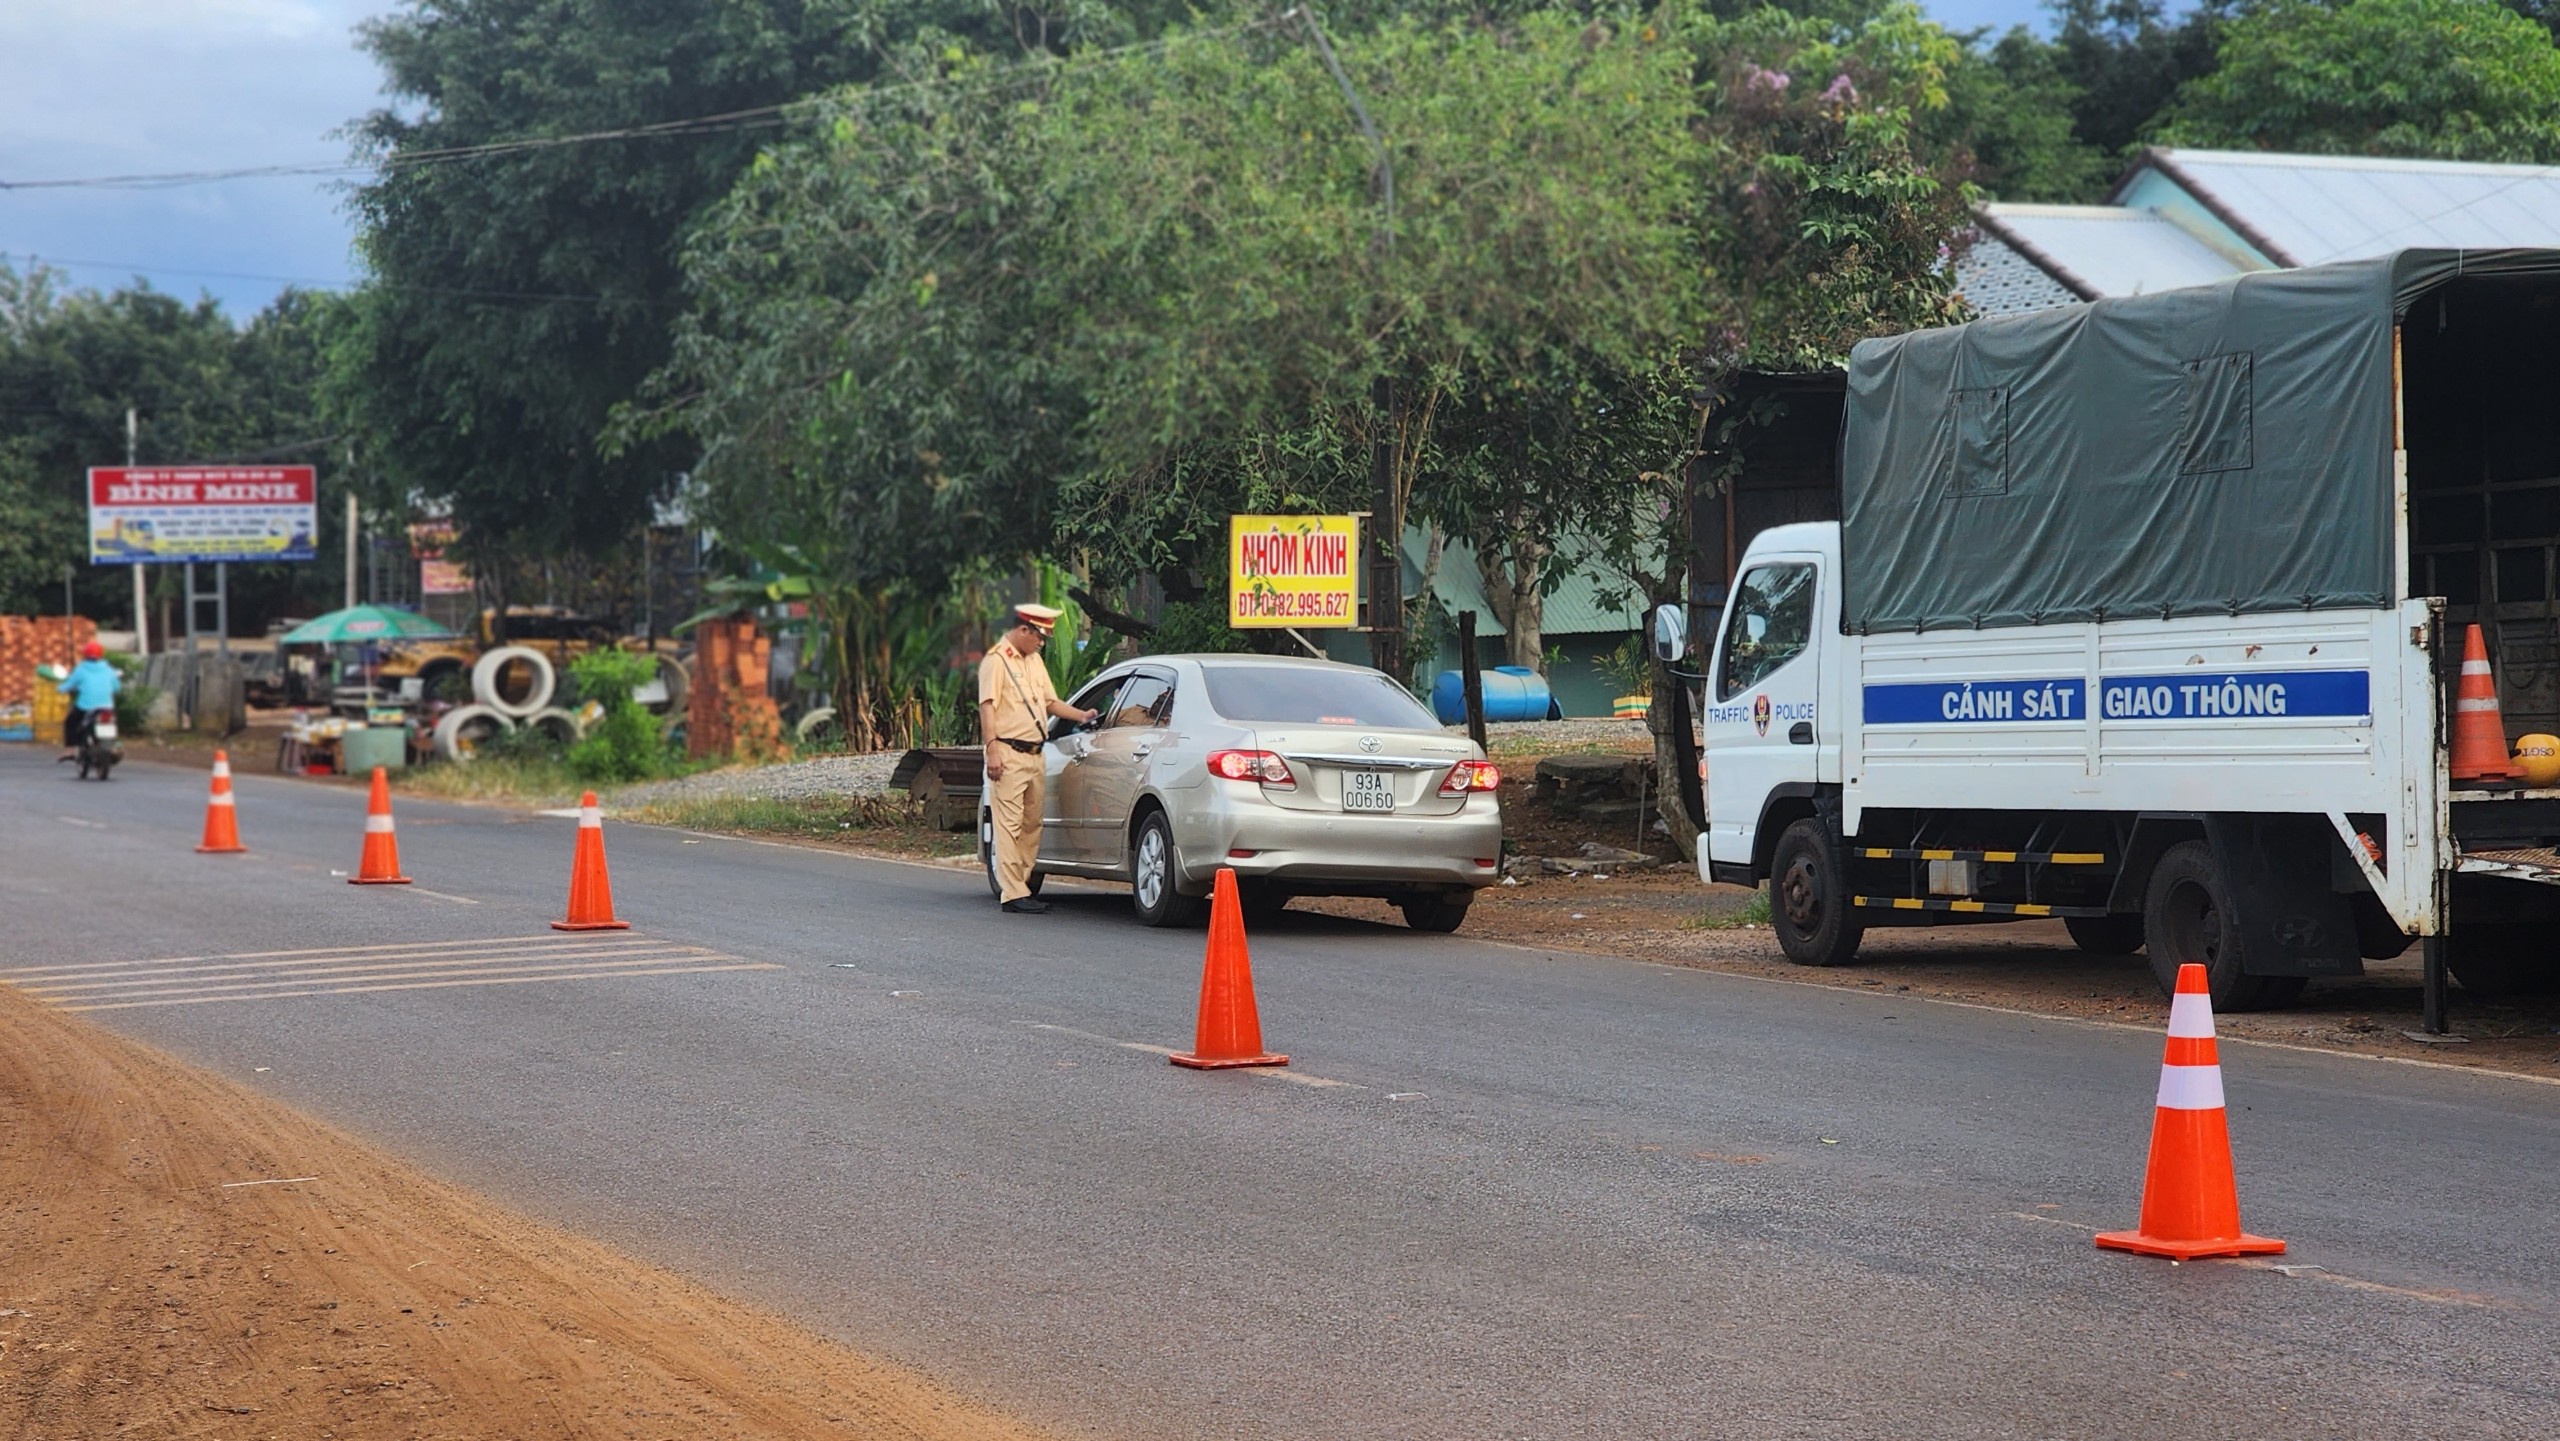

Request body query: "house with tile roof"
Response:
[1956, 147, 2560, 316]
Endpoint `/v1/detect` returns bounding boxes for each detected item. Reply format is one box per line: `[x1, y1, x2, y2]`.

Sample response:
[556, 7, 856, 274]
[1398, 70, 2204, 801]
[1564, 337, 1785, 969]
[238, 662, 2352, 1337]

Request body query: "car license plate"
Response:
[1342, 770, 1396, 812]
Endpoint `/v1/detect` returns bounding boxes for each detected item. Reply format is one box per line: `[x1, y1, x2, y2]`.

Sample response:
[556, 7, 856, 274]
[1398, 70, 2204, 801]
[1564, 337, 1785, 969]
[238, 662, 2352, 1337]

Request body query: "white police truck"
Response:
[1663, 250, 2560, 1014]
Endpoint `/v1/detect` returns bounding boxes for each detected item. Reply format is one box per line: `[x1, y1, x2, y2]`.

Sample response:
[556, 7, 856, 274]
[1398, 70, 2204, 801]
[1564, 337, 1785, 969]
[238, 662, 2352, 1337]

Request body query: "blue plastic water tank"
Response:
[1431, 665, 1558, 725]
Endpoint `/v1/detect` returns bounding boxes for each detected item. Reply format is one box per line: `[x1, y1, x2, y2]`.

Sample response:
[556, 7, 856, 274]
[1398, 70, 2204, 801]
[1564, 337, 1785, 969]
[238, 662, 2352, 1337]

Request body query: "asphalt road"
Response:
[6, 746, 2559, 1439]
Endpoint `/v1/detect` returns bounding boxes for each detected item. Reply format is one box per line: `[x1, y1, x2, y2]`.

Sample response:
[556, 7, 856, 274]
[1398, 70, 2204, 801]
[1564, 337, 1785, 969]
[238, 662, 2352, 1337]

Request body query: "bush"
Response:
[563, 649, 670, 783]
[105, 652, 159, 736]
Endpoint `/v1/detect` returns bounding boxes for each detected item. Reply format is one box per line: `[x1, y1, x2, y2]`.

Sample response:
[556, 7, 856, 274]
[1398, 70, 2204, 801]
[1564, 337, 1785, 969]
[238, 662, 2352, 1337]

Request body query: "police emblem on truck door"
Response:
[1753, 694, 1772, 736]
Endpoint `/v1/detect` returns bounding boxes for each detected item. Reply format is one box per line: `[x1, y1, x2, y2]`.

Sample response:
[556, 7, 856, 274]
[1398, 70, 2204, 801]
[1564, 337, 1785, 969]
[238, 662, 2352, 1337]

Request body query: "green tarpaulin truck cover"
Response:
[1840, 248, 2560, 633]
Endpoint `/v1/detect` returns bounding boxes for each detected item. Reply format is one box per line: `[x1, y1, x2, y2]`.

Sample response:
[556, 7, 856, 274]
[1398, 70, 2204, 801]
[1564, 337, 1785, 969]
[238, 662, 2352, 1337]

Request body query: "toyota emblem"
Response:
[1358, 734, 1383, 754]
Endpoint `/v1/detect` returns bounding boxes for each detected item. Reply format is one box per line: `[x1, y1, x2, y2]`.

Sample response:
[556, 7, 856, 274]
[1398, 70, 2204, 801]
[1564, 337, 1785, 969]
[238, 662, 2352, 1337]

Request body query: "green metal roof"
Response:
[1397, 528, 1655, 637]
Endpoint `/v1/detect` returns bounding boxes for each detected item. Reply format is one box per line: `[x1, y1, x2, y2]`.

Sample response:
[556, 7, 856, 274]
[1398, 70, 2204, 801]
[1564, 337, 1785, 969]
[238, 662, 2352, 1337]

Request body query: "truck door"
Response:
[1705, 558, 1823, 872]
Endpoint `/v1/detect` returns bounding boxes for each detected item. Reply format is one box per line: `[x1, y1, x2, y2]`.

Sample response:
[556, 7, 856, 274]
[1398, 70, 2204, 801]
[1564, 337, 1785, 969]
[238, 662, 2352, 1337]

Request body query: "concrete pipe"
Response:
[471, 645, 556, 718]
[432, 703, 516, 763]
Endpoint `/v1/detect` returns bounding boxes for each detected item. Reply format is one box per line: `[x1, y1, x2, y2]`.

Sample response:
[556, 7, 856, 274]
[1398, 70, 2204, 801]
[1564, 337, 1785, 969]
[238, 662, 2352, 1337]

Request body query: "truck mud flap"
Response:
[2204, 815, 2363, 978]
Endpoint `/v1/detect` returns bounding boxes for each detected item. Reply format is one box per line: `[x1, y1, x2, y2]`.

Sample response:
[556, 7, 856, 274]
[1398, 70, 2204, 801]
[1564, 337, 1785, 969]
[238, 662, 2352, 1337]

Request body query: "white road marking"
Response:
[220, 1176, 320, 1189]
[59, 962, 781, 1013]
[400, 887, 482, 905]
[1020, 1021, 1362, 1089]
[4, 933, 776, 1012]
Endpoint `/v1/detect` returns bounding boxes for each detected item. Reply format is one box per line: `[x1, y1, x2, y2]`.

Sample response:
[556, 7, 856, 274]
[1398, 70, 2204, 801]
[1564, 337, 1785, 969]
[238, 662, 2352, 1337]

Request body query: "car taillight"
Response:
[1440, 759, 1501, 795]
[1207, 749, 1296, 789]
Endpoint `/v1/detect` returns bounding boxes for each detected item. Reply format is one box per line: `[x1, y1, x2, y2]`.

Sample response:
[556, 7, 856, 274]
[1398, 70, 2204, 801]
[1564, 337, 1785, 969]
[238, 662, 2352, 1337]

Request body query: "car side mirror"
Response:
[1651, 603, 1688, 664]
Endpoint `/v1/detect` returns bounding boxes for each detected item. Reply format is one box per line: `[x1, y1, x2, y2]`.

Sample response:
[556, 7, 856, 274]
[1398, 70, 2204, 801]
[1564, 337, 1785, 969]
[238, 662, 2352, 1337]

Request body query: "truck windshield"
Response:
[1719, 563, 1815, 701]
[1201, 664, 1439, 729]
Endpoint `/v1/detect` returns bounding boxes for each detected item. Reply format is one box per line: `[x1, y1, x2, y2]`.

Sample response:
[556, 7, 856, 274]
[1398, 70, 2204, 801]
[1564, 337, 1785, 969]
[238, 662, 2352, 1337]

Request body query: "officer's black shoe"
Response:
[1001, 897, 1052, 914]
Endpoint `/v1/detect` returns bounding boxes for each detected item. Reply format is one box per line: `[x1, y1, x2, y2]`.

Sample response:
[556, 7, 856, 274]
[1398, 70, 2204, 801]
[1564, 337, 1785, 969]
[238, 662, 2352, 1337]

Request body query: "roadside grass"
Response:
[395, 754, 591, 808]
[621, 792, 968, 860]
[1684, 888, 1770, 931]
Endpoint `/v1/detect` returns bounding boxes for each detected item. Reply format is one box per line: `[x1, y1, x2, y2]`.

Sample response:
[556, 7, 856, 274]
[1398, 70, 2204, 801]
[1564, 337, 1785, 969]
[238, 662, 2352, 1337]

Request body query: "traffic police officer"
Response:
[978, 604, 1097, 914]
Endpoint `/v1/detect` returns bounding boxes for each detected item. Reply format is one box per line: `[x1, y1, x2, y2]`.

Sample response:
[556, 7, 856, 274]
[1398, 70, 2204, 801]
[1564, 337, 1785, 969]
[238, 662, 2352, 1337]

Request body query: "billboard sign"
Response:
[88, 466, 318, 564]
[1228, 514, 1360, 628]
[408, 520, 473, 595]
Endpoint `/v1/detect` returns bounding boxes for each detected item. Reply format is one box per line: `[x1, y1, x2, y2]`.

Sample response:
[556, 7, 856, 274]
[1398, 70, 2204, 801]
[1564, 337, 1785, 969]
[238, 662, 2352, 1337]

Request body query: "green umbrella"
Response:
[277, 605, 458, 645]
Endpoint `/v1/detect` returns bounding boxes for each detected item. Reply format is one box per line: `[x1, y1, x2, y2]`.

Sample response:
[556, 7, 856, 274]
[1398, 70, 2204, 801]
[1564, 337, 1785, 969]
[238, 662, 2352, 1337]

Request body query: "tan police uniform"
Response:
[979, 633, 1061, 904]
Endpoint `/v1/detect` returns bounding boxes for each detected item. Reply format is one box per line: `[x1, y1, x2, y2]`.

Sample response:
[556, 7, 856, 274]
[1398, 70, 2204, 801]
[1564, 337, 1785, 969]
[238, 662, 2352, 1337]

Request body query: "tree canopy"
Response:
[2154, 0, 2560, 160]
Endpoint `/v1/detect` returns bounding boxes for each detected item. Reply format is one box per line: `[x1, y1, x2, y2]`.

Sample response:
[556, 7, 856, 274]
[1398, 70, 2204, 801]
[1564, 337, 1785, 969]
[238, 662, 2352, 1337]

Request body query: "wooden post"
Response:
[1459, 608, 1487, 751]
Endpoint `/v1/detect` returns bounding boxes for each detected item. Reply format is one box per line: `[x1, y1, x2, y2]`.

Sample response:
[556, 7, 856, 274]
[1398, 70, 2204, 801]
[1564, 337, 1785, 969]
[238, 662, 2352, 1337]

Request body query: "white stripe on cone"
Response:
[2458, 698, 2503, 712]
[212, 760, 232, 779]
[209, 792, 234, 808]
[365, 814, 395, 834]
[580, 806, 601, 828]
[2462, 660, 2494, 676]
[2156, 1063, 2227, 1111]
[2167, 992, 2216, 1039]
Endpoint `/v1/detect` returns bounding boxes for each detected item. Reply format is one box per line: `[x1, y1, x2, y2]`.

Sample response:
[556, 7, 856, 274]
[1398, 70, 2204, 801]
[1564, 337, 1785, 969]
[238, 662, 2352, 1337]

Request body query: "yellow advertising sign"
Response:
[1229, 514, 1360, 628]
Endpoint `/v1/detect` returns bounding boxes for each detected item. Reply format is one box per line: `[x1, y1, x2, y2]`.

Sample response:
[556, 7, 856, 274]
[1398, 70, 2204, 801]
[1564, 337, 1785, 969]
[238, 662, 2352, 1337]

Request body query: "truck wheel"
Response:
[1770, 818, 1864, 967]
[2063, 913, 2146, 956]
[2141, 840, 2304, 1010]
[2447, 925, 2555, 998]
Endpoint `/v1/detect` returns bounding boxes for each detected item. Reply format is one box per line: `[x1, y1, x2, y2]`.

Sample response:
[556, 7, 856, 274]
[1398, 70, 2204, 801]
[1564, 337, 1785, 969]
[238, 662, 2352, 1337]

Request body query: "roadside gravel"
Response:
[612, 751, 906, 806]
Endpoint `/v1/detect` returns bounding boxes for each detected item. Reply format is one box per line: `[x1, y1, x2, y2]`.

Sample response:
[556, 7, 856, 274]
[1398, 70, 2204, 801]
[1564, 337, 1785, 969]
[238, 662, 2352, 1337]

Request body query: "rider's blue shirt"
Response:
[58, 658, 122, 711]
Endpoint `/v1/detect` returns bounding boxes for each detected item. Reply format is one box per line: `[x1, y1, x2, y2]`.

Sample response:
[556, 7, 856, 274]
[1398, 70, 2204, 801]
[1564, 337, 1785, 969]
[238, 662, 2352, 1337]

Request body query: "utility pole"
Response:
[1293, 7, 1403, 685]
[345, 491, 359, 610]
[127, 407, 148, 654]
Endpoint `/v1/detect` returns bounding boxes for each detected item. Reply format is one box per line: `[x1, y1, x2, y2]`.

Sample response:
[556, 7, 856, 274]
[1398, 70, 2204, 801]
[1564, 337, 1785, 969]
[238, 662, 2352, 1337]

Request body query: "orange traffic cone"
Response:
[2452, 623, 2521, 785]
[1169, 869, 1288, 1070]
[552, 791, 631, 932]
[348, 765, 413, 885]
[196, 749, 247, 854]
[2096, 962, 2285, 1261]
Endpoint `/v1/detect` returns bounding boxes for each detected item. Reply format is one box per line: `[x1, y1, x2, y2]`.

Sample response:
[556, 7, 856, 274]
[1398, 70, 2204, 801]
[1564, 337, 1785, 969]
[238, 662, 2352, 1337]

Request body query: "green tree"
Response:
[1941, 24, 2111, 200]
[2048, 0, 2228, 163]
[341, 0, 1180, 577]
[0, 261, 352, 623]
[2154, 0, 2560, 160]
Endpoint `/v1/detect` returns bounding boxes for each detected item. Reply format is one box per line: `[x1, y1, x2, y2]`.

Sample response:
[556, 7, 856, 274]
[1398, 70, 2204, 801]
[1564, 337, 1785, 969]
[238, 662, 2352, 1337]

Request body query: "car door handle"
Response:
[1789, 722, 1814, 745]
[1132, 746, 1154, 759]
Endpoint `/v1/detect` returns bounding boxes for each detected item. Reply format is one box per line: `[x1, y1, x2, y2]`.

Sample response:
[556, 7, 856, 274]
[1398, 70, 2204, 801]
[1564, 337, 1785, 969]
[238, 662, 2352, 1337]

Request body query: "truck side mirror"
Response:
[1651, 603, 1688, 663]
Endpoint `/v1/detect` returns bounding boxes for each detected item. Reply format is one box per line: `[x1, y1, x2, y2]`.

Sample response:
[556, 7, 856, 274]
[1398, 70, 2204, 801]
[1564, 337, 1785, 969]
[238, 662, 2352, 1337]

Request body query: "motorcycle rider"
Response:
[56, 640, 122, 760]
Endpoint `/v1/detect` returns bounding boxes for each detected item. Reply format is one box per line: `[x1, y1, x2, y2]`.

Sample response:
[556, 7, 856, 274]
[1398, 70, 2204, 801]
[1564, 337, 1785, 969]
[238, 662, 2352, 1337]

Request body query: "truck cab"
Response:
[1699, 524, 1839, 884]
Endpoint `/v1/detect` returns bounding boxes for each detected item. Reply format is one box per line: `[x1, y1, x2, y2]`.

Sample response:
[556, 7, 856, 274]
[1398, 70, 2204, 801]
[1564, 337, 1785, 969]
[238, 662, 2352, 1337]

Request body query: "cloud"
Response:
[0, 1, 385, 314]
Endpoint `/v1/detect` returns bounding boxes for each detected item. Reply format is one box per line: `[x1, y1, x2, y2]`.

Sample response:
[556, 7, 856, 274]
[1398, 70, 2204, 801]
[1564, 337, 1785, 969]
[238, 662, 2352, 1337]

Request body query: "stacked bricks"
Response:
[686, 615, 785, 762]
[1, 616, 101, 738]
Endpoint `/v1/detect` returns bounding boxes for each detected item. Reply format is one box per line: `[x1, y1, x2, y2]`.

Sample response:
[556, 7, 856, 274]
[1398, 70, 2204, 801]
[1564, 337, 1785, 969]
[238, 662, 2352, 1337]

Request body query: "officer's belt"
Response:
[994, 737, 1044, 754]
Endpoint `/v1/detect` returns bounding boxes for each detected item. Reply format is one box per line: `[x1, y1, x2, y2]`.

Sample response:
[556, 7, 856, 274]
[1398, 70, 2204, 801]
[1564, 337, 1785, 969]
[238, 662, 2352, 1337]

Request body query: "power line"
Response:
[0, 21, 1278, 194]
[4, 252, 659, 308]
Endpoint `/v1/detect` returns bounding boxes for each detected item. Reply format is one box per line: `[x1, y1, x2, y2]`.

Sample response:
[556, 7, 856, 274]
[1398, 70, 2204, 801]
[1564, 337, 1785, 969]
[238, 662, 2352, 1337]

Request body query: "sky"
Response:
[0, 0, 2061, 322]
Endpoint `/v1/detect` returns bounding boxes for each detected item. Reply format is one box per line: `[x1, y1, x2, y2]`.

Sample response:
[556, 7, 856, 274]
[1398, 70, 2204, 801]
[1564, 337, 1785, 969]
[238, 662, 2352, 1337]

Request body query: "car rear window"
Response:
[1200, 665, 1439, 728]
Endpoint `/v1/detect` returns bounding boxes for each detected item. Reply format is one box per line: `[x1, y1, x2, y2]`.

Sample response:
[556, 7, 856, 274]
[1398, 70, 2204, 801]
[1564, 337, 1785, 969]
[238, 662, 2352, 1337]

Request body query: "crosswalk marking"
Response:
[8, 937, 681, 987]
[2, 933, 781, 1013]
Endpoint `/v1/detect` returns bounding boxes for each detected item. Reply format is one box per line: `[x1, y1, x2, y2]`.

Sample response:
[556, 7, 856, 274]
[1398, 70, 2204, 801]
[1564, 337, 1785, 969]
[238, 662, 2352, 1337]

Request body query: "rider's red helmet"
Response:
[81, 640, 104, 660]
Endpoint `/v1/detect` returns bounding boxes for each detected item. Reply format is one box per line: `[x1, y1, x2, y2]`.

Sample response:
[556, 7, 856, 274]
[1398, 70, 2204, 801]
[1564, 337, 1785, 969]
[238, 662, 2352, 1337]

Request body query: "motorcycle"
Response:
[75, 707, 121, 781]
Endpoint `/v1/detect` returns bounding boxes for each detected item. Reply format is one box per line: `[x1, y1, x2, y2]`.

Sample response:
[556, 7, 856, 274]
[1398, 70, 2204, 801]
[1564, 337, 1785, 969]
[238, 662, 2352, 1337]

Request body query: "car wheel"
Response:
[1771, 818, 1864, 966]
[1398, 892, 1471, 933]
[1240, 882, 1291, 924]
[978, 805, 1042, 902]
[2142, 840, 2303, 1010]
[1130, 811, 1206, 928]
[2063, 912, 2146, 956]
